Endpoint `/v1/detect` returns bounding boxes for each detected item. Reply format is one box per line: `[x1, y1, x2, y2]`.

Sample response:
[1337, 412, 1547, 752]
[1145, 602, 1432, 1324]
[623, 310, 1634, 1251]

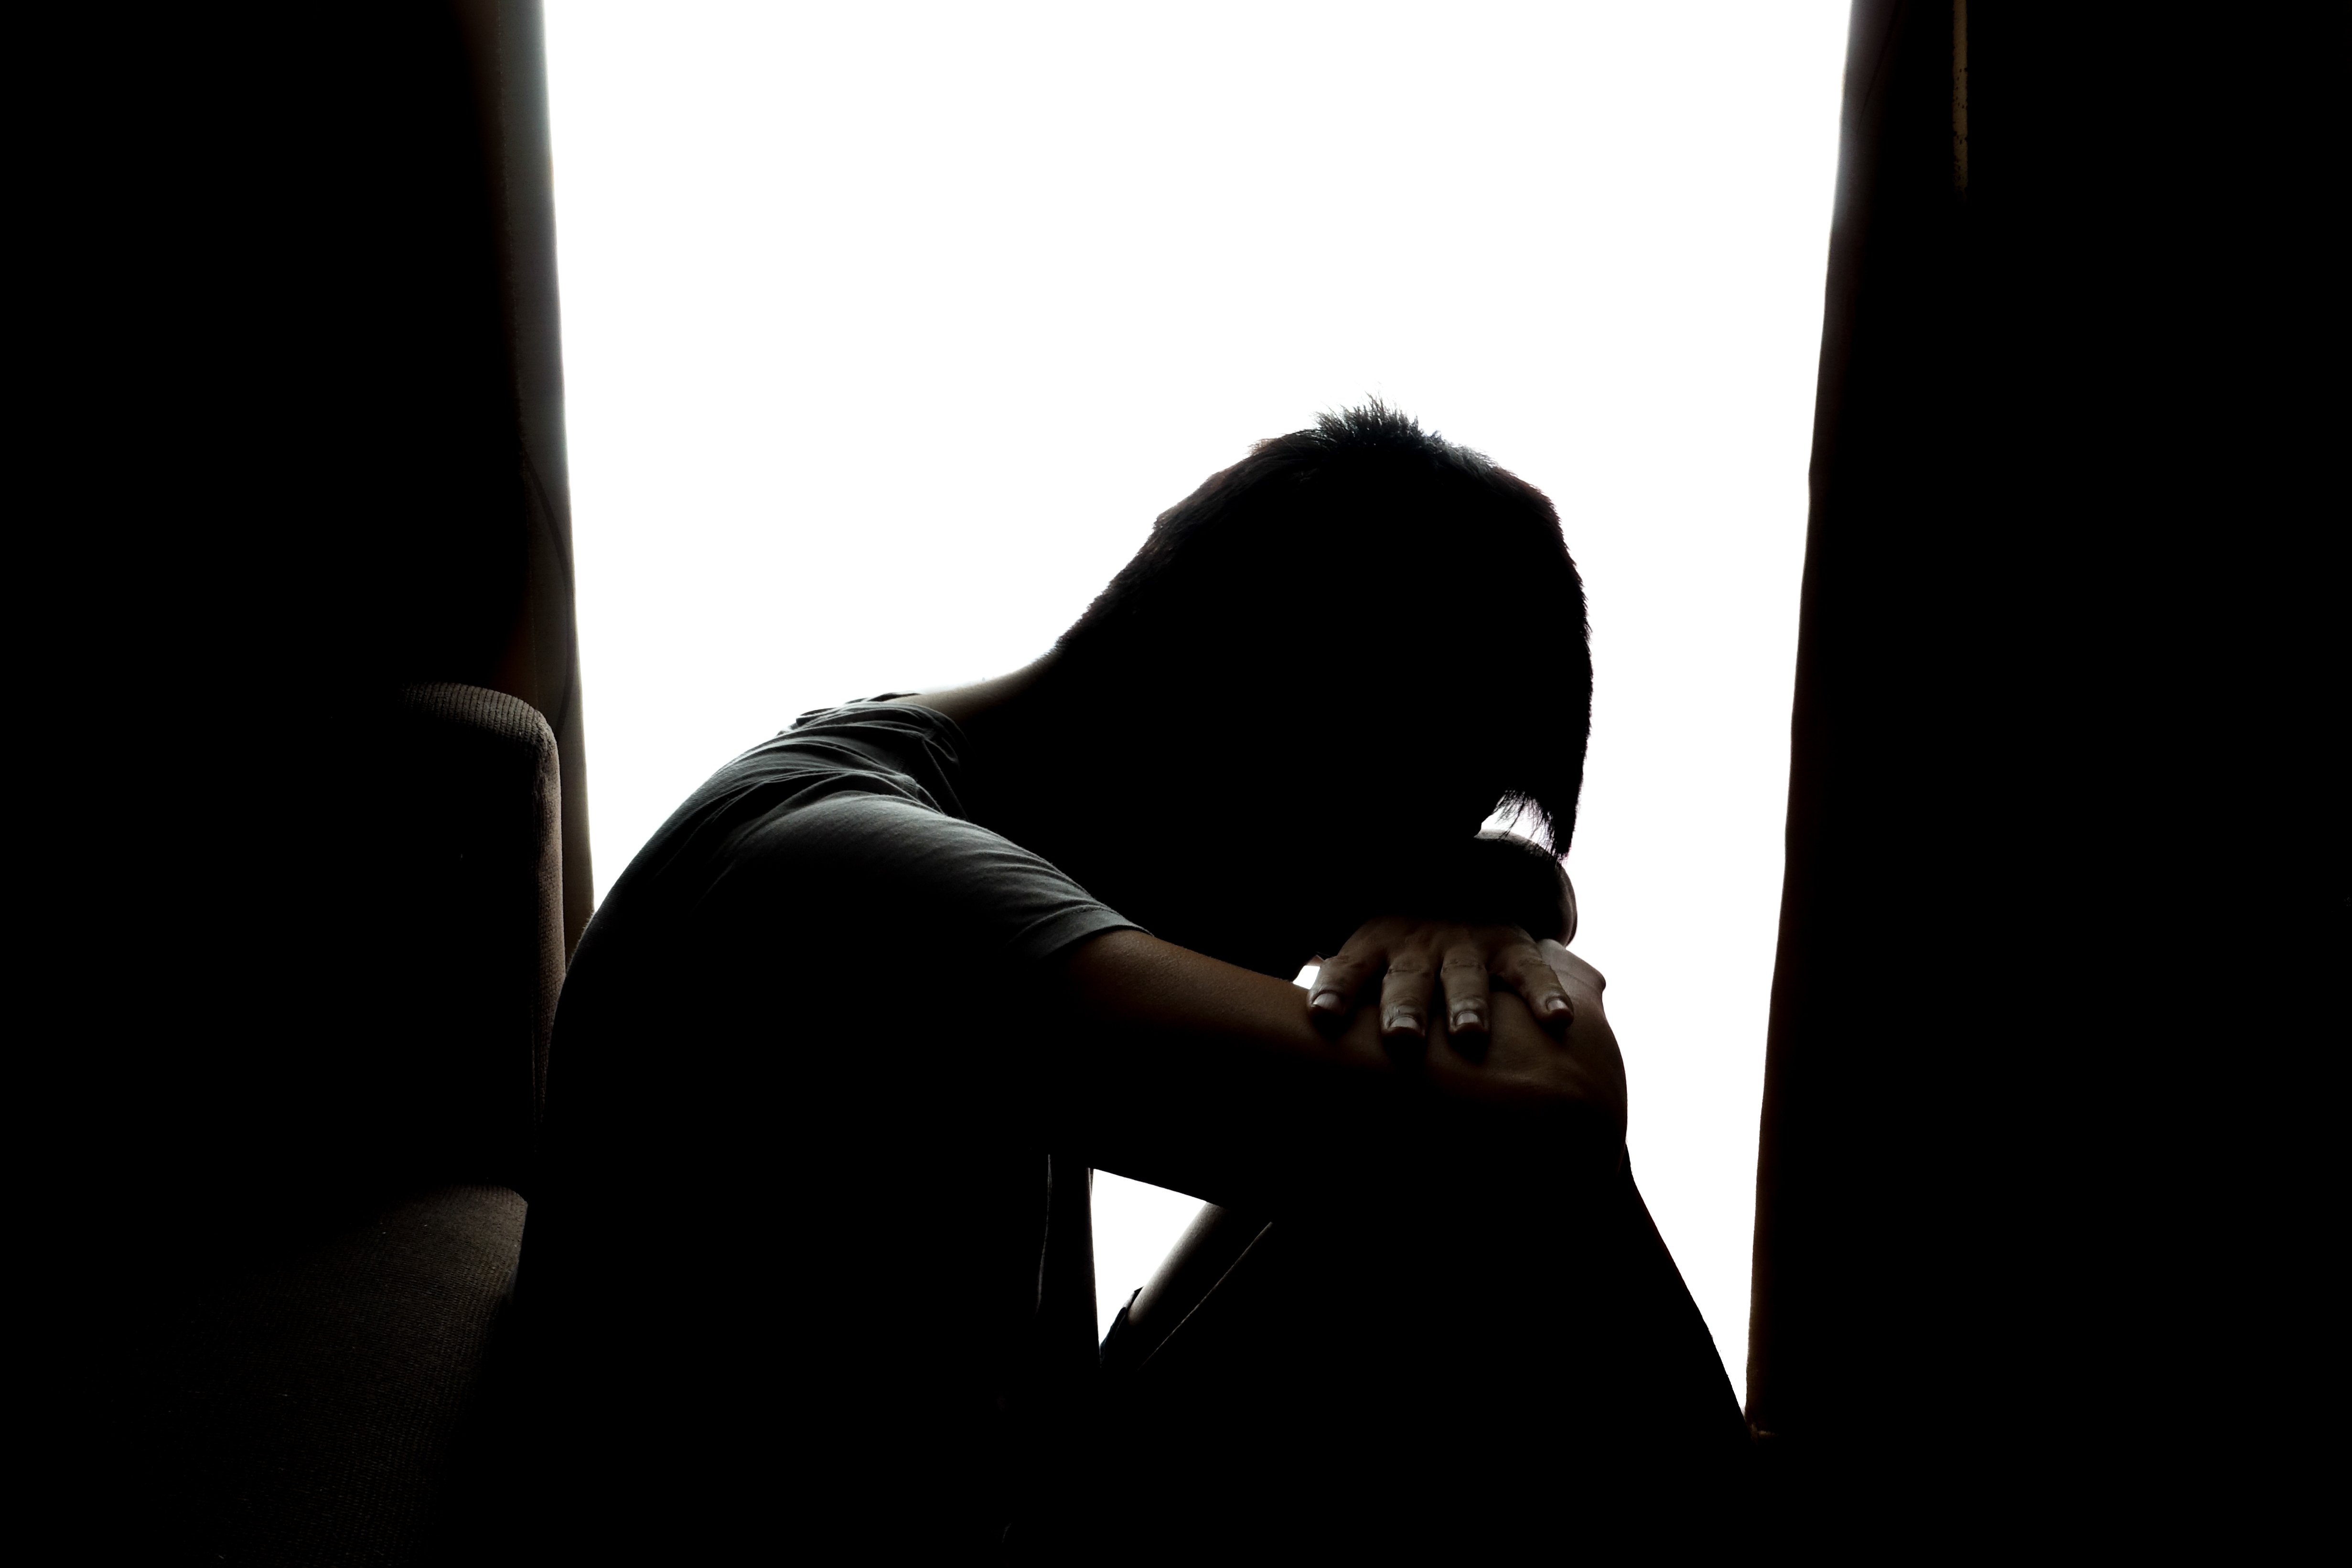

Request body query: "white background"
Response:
[545, 0, 1849, 1405]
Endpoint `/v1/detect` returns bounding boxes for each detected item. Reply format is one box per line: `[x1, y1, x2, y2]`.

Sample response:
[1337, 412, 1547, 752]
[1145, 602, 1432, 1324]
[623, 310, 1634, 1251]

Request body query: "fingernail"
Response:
[1388, 1012, 1423, 1034]
[1542, 996, 1569, 1017]
[1450, 1007, 1481, 1029]
[1311, 991, 1345, 1012]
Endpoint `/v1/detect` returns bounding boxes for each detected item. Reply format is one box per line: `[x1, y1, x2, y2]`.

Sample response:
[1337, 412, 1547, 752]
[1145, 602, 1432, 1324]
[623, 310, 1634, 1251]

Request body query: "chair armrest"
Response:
[362, 683, 563, 1192]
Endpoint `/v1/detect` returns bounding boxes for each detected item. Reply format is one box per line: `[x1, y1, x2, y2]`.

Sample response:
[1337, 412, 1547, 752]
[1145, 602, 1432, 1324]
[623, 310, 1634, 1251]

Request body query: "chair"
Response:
[144, 684, 561, 1566]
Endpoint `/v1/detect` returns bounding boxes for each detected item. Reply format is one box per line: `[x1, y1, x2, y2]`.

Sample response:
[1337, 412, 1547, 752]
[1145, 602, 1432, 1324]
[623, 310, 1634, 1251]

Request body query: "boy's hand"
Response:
[1307, 916, 1577, 1044]
[1303, 831, 1582, 1045]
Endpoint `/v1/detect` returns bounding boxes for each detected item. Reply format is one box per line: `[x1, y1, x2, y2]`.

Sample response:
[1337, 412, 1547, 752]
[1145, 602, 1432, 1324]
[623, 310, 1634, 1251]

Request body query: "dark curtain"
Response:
[50, 2, 591, 1238]
[1749, 1, 2341, 1547]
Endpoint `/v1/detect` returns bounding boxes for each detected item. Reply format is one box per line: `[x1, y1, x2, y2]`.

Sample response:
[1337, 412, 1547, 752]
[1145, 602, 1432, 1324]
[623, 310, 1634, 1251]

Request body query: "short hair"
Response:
[1055, 402, 1593, 853]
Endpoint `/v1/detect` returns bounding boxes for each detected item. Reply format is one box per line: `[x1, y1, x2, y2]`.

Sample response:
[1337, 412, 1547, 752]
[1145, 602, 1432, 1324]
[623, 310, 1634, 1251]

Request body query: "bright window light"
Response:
[547, 0, 1848, 1404]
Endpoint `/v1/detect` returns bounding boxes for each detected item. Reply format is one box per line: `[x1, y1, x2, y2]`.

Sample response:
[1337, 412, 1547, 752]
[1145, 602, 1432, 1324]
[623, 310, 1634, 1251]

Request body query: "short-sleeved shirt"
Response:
[527, 701, 1141, 1552]
[582, 699, 1138, 971]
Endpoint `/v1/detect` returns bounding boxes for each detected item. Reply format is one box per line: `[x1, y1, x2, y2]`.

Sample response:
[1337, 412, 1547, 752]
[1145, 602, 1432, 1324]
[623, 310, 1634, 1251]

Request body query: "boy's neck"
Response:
[888, 653, 1128, 854]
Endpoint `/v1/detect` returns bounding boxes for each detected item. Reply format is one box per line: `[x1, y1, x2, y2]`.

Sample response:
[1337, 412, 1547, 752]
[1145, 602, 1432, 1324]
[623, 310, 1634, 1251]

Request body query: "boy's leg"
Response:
[1093, 1163, 1751, 1556]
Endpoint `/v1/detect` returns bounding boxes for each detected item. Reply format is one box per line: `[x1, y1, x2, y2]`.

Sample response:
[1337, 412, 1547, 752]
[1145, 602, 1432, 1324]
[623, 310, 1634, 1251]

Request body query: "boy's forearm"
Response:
[1046, 928, 1620, 1216]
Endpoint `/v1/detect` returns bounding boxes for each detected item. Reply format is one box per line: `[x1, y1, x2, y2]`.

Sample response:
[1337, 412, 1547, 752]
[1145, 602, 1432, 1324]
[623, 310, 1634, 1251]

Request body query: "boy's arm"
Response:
[1085, 934, 1614, 1365]
[1043, 930, 1622, 1217]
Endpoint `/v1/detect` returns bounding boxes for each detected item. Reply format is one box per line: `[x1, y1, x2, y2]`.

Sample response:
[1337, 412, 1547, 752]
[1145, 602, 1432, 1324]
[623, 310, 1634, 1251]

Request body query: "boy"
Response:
[521, 404, 1745, 1556]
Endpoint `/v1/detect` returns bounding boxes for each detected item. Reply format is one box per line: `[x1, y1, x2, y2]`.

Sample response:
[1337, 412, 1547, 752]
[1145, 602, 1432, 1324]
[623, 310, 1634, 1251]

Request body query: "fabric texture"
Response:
[582, 700, 1139, 974]
[146, 1184, 527, 1567]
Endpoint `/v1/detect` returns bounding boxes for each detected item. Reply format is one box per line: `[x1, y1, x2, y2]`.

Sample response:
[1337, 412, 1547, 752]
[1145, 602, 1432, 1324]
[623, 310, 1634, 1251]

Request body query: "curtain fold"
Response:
[1748, 0, 2341, 1545]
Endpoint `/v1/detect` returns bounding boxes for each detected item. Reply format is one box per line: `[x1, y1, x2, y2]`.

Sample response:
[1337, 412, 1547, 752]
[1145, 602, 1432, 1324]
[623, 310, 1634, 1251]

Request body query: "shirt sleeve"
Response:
[703, 787, 1144, 967]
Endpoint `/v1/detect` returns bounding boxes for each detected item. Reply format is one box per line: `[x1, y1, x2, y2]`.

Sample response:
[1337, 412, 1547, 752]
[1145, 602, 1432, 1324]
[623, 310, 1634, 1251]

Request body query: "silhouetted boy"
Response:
[520, 404, 1748, 1558]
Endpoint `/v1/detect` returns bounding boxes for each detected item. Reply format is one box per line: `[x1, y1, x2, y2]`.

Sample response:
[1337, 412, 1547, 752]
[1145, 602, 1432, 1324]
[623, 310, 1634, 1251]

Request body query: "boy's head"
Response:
[1053, 402, 1593, 858]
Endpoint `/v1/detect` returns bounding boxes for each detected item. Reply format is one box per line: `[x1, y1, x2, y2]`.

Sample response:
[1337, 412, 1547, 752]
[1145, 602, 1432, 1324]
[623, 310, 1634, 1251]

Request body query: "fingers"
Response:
[1378, 959, 1437, 1040]
[1438, 943, 1491, 1040]
[1311, 920, 1574, 1051]
[1307, 949, 1378, 1021]
[1494, 942, 1575, 1031]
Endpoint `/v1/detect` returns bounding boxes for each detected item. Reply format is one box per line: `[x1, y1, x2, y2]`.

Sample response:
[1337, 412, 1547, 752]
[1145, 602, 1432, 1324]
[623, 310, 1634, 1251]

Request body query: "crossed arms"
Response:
[1041, 839, 1625, 1221]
